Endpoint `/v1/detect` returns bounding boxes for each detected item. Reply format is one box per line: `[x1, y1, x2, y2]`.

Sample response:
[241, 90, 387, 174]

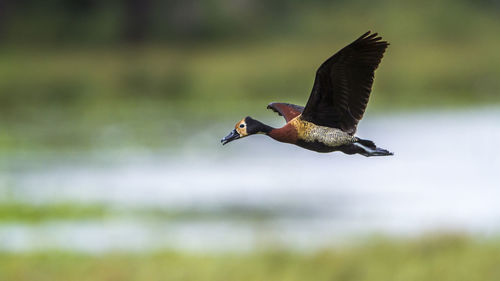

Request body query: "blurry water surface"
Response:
[1, 108, 499, 253]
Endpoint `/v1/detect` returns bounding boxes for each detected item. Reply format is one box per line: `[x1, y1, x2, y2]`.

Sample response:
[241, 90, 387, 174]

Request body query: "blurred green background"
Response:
[0, 0, 499, 152]
[1, 0, 500, 280]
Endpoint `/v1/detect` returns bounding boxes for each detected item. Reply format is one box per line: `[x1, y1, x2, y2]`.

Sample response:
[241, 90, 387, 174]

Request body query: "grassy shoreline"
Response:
[0, 202, 299, 222]
[1, 235, 499, 281]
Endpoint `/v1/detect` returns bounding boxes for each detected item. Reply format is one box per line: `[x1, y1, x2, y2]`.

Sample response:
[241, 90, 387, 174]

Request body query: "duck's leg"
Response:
[339, 142, 393, 157]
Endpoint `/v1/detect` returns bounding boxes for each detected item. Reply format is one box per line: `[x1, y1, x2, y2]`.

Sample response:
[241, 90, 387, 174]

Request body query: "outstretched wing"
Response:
[267, 102, 304, 122]
[301, 31, 389, 134]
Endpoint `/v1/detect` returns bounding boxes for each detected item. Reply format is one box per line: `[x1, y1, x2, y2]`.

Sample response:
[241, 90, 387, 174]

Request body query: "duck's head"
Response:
[221, 117, 271, 145]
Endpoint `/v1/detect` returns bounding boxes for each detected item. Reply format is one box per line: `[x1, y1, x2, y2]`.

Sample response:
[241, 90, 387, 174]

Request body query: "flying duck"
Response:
[221, 31, 393, 157]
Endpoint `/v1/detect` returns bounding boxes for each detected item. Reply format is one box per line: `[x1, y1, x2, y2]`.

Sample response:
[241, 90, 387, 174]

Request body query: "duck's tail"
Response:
[353, 138, 394, 157]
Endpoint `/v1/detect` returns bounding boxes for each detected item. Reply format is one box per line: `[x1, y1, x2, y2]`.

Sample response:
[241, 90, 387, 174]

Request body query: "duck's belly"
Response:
[295, 139, 344, 153]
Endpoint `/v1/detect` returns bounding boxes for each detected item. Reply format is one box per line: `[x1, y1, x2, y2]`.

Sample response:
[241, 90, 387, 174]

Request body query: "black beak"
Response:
[221, 129, 240, 145]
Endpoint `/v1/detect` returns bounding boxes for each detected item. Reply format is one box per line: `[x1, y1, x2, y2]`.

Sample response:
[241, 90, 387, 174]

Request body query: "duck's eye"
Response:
[239, 124, 245, 128]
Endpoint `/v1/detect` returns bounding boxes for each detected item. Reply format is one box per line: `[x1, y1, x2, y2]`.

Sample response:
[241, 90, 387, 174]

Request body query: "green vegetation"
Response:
[0, 202, 296, 222]
[0, 203, 106, 222]
[1, 235, 499, 281]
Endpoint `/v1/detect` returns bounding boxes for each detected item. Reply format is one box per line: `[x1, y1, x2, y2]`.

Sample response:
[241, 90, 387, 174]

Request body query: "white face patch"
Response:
[235, 119, 248, 137]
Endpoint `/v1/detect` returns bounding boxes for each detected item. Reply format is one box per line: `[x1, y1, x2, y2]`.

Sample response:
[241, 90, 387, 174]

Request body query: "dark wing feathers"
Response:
[267, 102, 304, 122]
[301, 31, 388, 134]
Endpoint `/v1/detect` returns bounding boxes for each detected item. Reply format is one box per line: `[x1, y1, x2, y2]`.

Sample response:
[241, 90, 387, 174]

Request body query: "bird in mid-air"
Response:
[221, 31, 393, 157]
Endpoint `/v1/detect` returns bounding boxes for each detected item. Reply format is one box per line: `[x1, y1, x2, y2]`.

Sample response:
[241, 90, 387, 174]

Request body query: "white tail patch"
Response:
[353, 142, 374, 152]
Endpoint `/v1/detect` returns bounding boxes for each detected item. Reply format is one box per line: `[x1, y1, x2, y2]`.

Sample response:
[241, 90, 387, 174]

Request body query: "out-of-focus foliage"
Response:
[0, 201, 295, 222]
[1, 235, 500, 281]
[0, 0, 499, 151]
[0, 202, 107, 222]
[1, 0, 499, 45]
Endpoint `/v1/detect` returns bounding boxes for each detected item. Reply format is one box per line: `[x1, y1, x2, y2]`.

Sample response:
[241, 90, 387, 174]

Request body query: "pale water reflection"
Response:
[1, 108, 499, 253]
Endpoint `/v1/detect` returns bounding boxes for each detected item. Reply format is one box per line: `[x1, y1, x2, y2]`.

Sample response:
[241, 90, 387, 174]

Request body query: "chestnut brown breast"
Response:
[268, 122, 298, 144]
